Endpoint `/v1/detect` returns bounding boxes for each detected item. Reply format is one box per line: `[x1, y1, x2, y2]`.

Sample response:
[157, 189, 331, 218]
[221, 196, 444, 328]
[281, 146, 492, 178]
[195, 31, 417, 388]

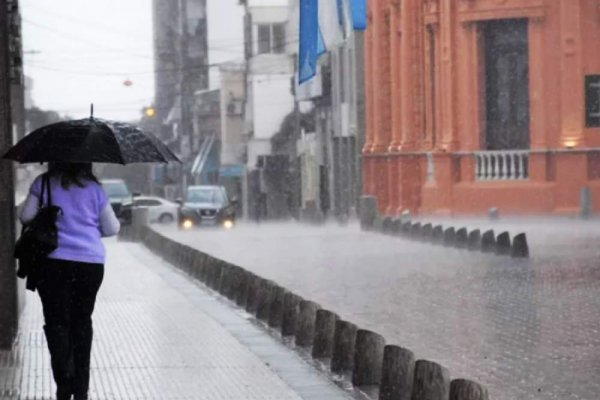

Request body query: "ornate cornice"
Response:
[456, 0, 546, 23]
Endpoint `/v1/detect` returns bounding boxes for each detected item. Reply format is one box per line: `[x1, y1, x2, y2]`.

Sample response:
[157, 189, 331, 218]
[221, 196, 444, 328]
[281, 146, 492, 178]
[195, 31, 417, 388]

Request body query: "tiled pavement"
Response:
[165, 219, 600, 400]
[0, 240, 353, 400]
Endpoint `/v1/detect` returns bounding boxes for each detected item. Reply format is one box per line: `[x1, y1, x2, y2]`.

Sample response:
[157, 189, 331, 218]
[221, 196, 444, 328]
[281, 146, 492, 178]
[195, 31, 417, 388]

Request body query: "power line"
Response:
[22, 18, 153, 60]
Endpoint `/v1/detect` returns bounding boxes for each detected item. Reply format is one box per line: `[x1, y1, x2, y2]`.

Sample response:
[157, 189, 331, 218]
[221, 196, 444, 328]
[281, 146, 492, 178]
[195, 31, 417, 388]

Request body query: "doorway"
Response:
[483, 19, 530, 150]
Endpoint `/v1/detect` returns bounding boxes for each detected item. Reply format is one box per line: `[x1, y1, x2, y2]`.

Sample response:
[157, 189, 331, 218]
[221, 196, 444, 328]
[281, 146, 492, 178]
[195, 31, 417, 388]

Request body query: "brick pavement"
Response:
[0, 240, 353, 400]
[164, 219, 600, 400]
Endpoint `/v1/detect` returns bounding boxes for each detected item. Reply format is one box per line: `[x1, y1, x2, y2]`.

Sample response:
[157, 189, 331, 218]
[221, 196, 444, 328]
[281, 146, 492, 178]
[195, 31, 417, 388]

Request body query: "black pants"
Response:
[37, 259, 104, 399]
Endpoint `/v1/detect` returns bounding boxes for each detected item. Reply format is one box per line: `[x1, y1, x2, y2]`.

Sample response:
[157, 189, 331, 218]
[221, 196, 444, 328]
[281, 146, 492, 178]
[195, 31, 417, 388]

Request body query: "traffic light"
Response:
[144, 106, 156, 118]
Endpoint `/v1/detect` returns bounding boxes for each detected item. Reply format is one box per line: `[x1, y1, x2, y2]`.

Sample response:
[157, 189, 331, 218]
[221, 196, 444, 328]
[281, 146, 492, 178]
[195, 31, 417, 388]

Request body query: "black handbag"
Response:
[15, 174, 62, 289]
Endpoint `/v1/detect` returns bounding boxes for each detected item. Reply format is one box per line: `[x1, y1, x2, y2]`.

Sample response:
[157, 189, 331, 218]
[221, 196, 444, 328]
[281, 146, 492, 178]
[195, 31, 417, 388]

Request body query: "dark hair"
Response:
[48, 162, 99, 189]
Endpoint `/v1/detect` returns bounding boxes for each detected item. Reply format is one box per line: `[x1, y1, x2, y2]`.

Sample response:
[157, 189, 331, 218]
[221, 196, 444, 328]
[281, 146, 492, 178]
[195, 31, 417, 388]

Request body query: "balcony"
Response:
[474, 150, 529, 181]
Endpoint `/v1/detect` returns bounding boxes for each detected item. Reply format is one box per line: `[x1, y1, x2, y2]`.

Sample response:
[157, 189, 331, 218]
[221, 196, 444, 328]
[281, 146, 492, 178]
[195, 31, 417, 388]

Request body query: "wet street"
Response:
[163, 218, 600, 400]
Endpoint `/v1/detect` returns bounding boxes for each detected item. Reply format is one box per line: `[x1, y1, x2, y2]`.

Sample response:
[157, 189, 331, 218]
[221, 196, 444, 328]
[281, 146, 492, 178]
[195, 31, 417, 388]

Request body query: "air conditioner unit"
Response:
[227, 101, 243, 116]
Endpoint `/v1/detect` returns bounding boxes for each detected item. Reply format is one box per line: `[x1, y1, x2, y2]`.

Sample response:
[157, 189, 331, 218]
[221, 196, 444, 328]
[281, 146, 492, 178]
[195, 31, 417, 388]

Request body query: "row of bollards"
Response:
[137, 226, 490, 400]
[380, 217, 530, 258]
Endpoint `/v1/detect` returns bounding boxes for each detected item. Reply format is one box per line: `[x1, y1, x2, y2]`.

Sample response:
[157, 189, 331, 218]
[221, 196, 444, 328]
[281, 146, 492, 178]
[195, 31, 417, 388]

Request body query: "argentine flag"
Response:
[299, 0, 366, 84]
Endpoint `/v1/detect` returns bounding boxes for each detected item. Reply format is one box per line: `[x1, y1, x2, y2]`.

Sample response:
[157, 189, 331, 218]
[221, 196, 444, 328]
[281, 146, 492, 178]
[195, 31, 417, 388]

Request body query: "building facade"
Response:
[241, 0, 296, 220]
[218, 62, 246, 212]
[191, 88, 221, 185]
[364, 0, 600, 216]
[152, 0, 209, 198]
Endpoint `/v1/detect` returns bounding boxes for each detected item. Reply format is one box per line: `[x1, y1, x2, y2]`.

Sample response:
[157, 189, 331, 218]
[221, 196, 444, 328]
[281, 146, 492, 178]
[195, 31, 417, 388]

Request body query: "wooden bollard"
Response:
[190, 253, 203, 280]
[224, 264, 240, 300]
[235, 270, 250, 307]
[511, 233, 529, 258]
[382, 217, 393, 234]
[245, 275, 261, 313]
[218, 262, 232, 296]
[443, 227, 456, 247]
[209, 261, 223, 290]
[177, 244, 186, 267]
[256, 280, 275, 322]
[432, 225, 444, 243]
[282, 292, 301, 336]
[495, 232, 511, 255]
[401, 222, 412, 236]
[410, 223, 422, 239]
[352, 329, 385, 387]
[467, 229, 482, 251]
[450, 379, 489, 400]
[481, 230, 496, 253]
[391, 218, 403, 236]
[331, 320, 357, 375]
[422, 223, 433, 241]
[178, 246, 188, 271]
[295, 300, 320, 347]
[379, 345, 415, 400]
[312, 310, 339, 359]
[411, 360, 450, 400]
[199, 254, 211, 283]
[184, 247, 194, 272]
[455, 228, 468, 249]
[193, 252, 202, 280]
[227, 264, 241, 301]
[169, 241, 178, 263]
[203, 259, 214, 286]
[268, 285, 287, 328]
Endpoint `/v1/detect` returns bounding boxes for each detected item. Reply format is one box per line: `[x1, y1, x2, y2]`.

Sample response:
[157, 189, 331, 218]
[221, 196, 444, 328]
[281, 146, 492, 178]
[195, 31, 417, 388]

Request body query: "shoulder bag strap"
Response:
[45, 173, 52, 207]
[40, 173, 47, 208]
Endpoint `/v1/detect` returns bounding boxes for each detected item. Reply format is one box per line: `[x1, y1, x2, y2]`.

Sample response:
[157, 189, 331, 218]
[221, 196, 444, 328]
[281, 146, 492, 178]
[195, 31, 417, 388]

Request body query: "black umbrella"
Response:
[3, 116, 181, 164]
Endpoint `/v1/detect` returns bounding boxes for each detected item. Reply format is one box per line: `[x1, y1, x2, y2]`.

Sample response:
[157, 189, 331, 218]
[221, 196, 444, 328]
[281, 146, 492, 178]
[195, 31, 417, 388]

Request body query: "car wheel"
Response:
[159, 213, 174, 224]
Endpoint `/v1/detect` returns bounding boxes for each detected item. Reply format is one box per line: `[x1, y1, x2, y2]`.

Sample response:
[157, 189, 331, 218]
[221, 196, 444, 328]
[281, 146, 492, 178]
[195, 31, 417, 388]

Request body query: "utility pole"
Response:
[0, 0, 18, 349]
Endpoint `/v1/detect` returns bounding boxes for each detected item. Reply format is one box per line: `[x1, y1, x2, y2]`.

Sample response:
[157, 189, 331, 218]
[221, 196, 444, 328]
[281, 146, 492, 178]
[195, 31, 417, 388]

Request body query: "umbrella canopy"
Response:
[2, 117, 181, 164]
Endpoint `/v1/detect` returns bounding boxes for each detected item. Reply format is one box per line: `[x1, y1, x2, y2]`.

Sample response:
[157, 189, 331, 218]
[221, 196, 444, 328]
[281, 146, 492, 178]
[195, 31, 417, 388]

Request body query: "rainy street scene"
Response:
[0, 1, 599, 400]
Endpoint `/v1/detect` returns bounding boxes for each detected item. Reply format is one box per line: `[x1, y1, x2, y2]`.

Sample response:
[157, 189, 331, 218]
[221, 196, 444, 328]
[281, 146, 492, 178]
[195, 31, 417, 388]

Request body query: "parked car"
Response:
[100, 179, 133, 225]
[178, 185, 237, 229]
[133, 196, 178, 224]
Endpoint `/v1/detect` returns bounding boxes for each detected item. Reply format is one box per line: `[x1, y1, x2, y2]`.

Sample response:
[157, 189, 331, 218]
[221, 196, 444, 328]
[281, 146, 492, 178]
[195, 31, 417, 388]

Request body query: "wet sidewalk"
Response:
[0, 240, 352, 400]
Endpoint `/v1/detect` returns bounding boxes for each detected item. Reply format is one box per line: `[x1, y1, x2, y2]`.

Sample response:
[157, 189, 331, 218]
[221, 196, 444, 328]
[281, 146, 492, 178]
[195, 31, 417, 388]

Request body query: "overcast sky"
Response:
[21, 0, 244, 123]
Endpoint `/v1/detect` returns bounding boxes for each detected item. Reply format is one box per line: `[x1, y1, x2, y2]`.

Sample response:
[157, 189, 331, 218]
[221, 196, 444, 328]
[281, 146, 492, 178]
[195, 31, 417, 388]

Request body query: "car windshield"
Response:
[103, 182, 130, 199]
[185, 188, 225, 204]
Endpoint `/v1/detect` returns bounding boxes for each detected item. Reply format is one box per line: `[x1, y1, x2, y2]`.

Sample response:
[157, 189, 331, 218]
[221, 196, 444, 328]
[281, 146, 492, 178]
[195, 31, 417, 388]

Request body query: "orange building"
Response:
[363, 0, 600, 216]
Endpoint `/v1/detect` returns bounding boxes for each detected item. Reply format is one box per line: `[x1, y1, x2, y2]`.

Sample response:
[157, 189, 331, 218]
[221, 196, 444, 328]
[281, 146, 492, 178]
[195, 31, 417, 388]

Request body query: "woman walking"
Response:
[19, 162, 120, 400]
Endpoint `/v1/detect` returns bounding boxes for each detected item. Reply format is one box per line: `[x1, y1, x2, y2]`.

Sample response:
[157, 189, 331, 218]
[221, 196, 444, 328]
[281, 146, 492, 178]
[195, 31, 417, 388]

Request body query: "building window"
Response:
[256, 23, 286, 55]
[272, 24, 286, 53]
[483, 19, 530, 150]
[586, 75, 600, 127]
[257, 25, 271, 54]
[425, 25, 437, 145]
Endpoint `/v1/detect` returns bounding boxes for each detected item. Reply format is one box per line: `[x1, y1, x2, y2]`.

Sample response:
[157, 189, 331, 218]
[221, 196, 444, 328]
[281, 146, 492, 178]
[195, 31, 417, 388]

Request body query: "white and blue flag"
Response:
[298, 0, 367, 84]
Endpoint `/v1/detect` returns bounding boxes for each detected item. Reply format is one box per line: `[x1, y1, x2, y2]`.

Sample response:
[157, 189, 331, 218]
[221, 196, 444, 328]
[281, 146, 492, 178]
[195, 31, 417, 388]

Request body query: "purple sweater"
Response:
[25, 175, 112, 264]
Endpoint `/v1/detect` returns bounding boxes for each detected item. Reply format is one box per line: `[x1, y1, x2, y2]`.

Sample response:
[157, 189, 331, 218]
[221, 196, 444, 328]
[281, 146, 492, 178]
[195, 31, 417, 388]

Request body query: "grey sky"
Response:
[21, 0, 244, 123]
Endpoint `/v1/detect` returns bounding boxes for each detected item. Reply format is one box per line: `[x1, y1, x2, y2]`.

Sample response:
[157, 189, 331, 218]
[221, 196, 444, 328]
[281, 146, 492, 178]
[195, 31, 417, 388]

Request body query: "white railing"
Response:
[475, 150, 529, 180]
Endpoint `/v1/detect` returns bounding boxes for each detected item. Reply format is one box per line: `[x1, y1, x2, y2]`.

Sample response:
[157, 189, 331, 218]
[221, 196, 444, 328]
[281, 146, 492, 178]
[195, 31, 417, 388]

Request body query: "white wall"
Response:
[252, 74, 294, 140]
[246, 138, 272, 168]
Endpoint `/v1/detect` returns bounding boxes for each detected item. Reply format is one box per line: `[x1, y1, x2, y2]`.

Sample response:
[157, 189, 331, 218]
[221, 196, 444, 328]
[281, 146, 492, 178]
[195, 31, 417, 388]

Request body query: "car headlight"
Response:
[223, 220, 234, 229]
[182, 219, 194, 229]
